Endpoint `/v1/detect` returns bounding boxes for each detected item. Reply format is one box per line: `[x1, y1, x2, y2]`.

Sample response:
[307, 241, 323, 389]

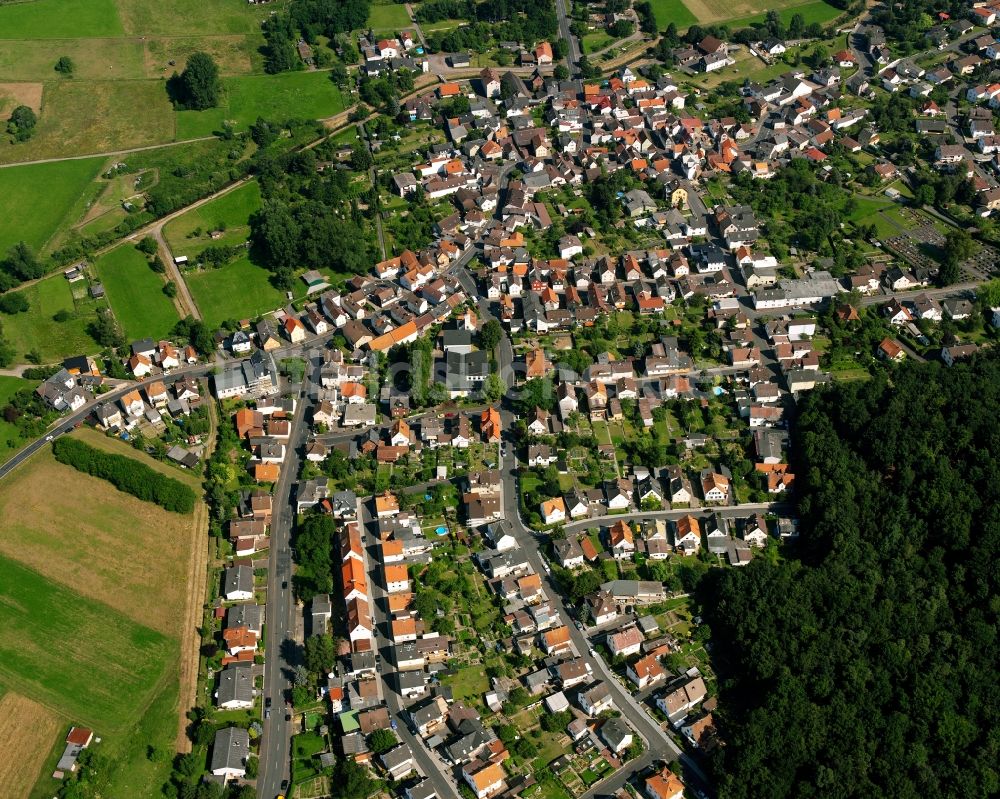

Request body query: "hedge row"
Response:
[52, 437, 196, 514]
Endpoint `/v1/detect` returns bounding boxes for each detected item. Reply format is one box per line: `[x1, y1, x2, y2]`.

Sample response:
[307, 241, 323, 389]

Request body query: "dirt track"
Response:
[174, 401, 216, 752]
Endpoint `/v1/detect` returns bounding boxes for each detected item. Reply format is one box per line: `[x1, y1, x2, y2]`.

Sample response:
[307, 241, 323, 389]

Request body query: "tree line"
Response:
[699, 352, 1000, 799]
[52, 437, 197, 513]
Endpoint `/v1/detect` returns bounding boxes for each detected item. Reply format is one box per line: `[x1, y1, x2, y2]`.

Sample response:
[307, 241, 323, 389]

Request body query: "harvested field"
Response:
[0, 553, 173, 734]
[0, 81, 43, 115]
[679, 0, 836, 25]
[0, 693, 62, 799]
[0, 433, 199, 636]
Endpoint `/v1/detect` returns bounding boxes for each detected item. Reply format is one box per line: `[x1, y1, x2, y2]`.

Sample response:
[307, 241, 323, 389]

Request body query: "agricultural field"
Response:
[650, 0, 839, 27]
[117, 0, 280, 36]
[142, 34, 263, 78]
[185, 255, 286, 326]
[0, 39, 145, 82]
[0, 0, 124, 39]
[0, 553, 174, 733]
[647, 0, 698, 30]
[0, 35, 260, 82]
[0, 80, 175, 165]
[163, 180, 261, 259]
[0, 431, 204, 798]
[0, 0, 287, 163]
[368, 0, 412, 34]
[0, 693, 62, 799]
[1, 275, 104, 364]
[0, 81, 42, 118]
[94, 244, 180, 340]
[175, 71, 345, 138]
[0, 157, 105, 253]
[0, 430, 202, 635]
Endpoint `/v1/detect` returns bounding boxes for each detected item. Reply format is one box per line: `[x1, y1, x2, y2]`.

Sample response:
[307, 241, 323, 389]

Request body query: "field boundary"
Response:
[175, 400, 215, 752]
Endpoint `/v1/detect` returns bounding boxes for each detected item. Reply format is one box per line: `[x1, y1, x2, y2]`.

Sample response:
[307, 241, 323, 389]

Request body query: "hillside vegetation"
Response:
[702, 354, 1000, 799]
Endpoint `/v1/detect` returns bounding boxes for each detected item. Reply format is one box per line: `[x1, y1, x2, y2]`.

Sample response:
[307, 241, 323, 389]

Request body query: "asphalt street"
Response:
[257, 366, 313, 799]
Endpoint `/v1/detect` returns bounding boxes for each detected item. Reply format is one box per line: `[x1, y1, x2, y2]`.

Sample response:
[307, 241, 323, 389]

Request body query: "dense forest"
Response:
[419, 0, 558, 53]
[248, 139, 375, 289]
[263, 0, 371, 72]
[701, 353, 1000, 799]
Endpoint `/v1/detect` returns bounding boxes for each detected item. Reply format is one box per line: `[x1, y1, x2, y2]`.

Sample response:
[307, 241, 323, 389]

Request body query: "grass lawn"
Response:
[582, 32, 615, 54]
[0, 554, 174, 733]
[442, 664, 490, 702]
[176, 71, 345, 138]
[0, 157, 105, 253]
[163, 181, 261, 259]
[117, 0, 280, 35]
[0, 80, 175, 164]
[368, 1, 412, 34]
[94, 245, 180, 340]
[647, 0, 698, 29]
[2, 276, 103, 364]
[0, 38, 144, 82]
[721, 0, 841, 28]
[0, 0, 123, 39]
[421, 18, 465, 33]
[142, 33, 262, 78]
[848, 195, 893, 222]
[185, 256, 285, 326]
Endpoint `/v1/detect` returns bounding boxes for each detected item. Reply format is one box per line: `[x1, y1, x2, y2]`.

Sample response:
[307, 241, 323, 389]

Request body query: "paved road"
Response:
[257, 368, 313, 799]
[555, 0, 581, 76]
[497, 443, 714, 793]
[558, 501, 793, 533]
[448, 232, 717, 794]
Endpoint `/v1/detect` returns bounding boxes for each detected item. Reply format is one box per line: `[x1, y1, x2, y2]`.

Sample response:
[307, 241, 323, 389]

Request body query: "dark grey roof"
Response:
[217, 663, 254, 706]
[210, 726, 250, 773]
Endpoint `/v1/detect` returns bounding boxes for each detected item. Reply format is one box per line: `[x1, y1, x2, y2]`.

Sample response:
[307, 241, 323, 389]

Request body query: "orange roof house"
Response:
[234, 408, 264, 439]
[341, 381, 367, 400]
[676, 514, 700, 538]
[439, 82, 461, 98]
[342, 558, 368, 597]
[609, 520, 634, 548]
[542, 625, 572, 653]
[253, 463, 280, 482]
[375, 491, 400, 517]
[370, 320, 418, 352]
[525, 348, 550, 378]
[66, 728, 94, 747]
[645, 768, 685, 799]
[391, 617, 418, 639]
[481, 406, 501, 442]
[388, 592, 413, 614]
[879, 337, 905, 361]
